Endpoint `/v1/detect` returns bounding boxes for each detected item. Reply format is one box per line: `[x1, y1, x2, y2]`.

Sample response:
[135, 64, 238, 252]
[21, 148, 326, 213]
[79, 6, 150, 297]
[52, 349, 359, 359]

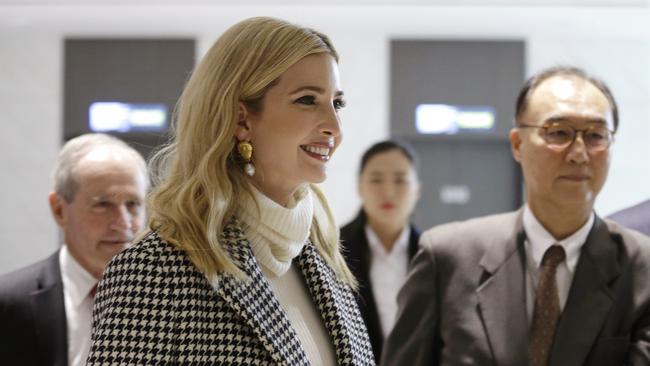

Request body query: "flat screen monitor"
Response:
[89, 102, 168, 133]
[415, 104, 495, 135]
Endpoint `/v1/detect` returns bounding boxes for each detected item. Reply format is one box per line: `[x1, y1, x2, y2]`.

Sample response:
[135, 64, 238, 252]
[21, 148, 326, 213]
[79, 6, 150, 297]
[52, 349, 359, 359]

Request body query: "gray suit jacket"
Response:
[382, 209, 650, 366]
[0, 251, 68, 366]
[608, 199, 650, 237]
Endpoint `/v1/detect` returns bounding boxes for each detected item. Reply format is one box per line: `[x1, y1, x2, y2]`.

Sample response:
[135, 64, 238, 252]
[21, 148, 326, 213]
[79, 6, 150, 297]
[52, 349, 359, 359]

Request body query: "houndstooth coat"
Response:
[86, 219, 375, 365]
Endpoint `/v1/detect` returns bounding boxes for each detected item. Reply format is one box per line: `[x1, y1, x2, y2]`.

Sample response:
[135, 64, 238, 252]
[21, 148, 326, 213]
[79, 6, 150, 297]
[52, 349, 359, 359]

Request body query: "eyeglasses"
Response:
[517, 123, 615, 152]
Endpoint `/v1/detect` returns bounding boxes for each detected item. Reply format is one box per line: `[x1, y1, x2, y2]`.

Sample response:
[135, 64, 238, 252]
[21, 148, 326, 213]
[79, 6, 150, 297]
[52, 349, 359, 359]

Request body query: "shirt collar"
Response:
[523, 204, 594, 272]
[365, 224, 410, 256]
[59, 245, 98, 308]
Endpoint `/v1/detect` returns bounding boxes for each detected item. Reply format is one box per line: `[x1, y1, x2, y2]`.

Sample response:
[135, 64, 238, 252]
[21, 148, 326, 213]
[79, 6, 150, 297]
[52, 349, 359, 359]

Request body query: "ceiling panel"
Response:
[0, 0, 647, 6]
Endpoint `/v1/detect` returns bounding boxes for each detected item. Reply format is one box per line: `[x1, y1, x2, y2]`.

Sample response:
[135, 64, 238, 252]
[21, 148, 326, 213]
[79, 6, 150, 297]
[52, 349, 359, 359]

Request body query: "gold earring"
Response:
[237, 141, 255, 176]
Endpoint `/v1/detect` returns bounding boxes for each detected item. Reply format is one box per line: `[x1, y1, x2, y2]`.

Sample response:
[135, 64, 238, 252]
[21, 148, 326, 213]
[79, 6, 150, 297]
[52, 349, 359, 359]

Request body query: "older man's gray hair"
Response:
[52, 133, 148, 202]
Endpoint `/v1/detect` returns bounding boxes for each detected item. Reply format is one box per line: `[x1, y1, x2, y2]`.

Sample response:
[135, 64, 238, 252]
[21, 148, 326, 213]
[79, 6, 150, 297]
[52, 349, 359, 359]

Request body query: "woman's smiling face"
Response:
[237, 53, 345, 204]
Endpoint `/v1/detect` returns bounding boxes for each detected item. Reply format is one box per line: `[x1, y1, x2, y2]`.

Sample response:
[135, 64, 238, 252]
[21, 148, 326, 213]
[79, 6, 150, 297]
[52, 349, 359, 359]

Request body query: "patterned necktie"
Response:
[528, 245, 566, 366]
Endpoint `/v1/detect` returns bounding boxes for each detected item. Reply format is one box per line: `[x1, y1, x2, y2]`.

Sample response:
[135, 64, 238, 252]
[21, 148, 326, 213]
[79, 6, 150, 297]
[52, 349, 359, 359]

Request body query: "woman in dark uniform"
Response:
[340, 140, 421, 362]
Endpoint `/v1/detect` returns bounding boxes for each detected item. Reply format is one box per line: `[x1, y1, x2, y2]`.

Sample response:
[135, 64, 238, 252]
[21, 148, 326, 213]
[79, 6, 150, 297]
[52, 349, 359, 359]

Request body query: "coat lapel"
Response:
[30, 252, 68, 366]
[407, 225, 421, 259]
[550, 216, 620, 366]
[215, 220, 309, 366]
[298, 241, 374, 365]
[346, 217, 381, 345]
[346, 217, 373, 308]
[475, 211, 529, 366]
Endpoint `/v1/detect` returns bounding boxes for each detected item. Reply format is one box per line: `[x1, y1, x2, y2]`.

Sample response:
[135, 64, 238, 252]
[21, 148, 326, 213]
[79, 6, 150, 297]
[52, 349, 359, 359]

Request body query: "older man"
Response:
[0, 134, 148, 366]
[382, 67, 650, 366]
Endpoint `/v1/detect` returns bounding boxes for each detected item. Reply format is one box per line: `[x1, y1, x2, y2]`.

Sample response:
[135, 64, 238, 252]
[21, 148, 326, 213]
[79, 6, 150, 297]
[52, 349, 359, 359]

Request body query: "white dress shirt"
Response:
[366, 225, 410, 338]
[59, 246, 98, 366]
[522, 205, 595, 324]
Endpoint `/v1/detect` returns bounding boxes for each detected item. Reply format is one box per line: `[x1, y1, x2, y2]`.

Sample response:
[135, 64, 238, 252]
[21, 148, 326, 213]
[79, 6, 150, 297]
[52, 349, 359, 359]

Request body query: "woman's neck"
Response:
[367, 216, 407, 252]
[252, 181, 295, 207]
[238, 184, 313, 276]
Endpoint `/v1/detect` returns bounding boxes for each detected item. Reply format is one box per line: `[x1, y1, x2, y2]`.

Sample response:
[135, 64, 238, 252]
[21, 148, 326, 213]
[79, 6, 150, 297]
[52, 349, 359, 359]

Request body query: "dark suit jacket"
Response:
[382, 208, 650, 366]
[341, 211, 420, 362]
[0, 251, 68, 366]
[608, 199, 650, 236]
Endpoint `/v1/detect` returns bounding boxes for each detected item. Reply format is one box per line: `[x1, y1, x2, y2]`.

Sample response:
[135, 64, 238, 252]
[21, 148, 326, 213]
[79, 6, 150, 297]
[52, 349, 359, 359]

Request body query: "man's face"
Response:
[510, 75, 615, 214]
[49, 147, 147, 279]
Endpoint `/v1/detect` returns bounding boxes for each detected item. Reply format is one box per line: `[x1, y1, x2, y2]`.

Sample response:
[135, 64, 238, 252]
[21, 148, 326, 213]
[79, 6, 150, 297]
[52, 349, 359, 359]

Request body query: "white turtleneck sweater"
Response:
[238, 185, 337, 365]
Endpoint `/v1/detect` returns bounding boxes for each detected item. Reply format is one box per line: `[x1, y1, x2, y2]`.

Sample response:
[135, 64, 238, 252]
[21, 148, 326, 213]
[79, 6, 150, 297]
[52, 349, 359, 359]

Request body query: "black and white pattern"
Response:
[87, 219, 375, 365]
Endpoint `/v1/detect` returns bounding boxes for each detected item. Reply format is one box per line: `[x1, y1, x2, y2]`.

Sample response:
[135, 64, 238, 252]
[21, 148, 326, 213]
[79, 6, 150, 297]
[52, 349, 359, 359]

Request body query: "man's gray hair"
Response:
[53, 133, 148, 202]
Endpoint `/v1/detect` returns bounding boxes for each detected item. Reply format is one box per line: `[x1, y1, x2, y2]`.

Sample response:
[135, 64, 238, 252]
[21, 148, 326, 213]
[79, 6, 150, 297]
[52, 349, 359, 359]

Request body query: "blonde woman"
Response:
[86, 17, 374, 365]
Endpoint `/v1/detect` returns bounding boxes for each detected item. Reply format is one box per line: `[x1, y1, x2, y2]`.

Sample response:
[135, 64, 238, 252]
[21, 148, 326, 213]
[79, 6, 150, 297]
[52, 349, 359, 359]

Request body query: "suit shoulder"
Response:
[608, 199, 650, 221]
[340, 214, 364, 240]
[339, 215, 366, 260]
[608, 199, 650, 235]
[0, 254, 57, 297]
[419, 211, 520, 252]
[340, 221, 354, 238]
[605, 219, 650, 256]
[340, 223, 355, 243]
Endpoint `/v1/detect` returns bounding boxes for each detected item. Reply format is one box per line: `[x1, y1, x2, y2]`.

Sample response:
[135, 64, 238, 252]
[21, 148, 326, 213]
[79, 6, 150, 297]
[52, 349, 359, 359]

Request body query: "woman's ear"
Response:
[234, 102, 252, 141]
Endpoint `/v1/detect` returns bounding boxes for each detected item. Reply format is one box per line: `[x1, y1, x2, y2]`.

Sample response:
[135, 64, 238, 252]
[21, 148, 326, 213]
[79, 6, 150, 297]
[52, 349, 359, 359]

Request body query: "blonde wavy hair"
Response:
[148, 17, 355, 286]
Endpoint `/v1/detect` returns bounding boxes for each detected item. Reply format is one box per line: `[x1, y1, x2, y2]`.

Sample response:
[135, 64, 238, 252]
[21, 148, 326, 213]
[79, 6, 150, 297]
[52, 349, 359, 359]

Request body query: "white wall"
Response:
[1, 5, 648, 274]
[0, 32, 62, 274]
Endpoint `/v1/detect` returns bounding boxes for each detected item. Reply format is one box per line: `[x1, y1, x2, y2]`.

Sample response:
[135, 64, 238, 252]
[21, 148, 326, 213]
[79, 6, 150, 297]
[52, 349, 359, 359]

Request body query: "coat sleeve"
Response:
[86, 245, 179, 365]
[0, 268, 43, 365]
[380, 239, 440, 366]
[628, 311, 650, 365]
[627, 250, 650, 365]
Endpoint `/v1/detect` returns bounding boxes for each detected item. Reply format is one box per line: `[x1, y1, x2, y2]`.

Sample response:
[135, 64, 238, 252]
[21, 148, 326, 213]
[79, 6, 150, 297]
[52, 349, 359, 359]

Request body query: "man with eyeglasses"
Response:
[382, 66, 650, 366]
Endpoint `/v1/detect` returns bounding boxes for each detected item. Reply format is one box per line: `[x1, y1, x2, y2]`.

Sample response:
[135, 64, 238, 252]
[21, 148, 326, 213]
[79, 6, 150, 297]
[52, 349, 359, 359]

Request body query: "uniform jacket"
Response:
[382, 209, 650, 366]
[87, 219, 375, 365]
[340, 211, 419, 362]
